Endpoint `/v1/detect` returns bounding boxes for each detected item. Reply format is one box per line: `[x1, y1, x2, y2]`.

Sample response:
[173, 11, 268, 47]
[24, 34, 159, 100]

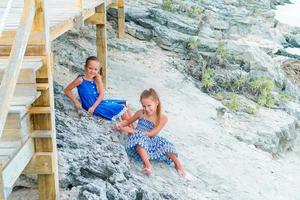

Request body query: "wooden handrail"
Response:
[33, 0, 51, 54]
[75, 0, 83, 11]
[0, 0, 14, 37]
[0, 0, 36, 137]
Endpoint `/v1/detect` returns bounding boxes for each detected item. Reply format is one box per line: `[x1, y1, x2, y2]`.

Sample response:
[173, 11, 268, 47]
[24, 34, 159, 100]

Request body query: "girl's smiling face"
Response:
[141, 97, 159, 116]
[85, 60, 100, 79]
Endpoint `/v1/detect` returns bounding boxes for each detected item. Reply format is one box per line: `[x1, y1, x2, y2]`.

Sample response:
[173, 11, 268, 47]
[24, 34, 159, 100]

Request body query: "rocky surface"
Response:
[9, 0, 300, 199]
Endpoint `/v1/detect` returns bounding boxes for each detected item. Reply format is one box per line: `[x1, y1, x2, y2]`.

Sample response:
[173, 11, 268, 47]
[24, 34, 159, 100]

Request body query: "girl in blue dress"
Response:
[64, 56, 131, 121]
[116, 88, 184, 176]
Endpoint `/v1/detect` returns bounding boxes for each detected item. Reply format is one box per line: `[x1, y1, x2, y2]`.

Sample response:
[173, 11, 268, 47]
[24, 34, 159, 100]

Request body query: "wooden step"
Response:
[29, 106, 51, 114]
[31, 130, 55, 152]
[0, 141, 22, 148]
[14, 83, 37, 96]
[0, 68, 36, 83]
[6, 112, 33, 141]
[36, 83, 49, 91]
[0, 57, 43, 70]
[3, 113, 31, 142]
[0, 57, 43, 83]
[1, 129, 23, 141]
[8, 106, 27, 117]
[1, 129, 30, 144]
[22, 152, 55, 175]
[5, 106, 28, 130]
[0, 140, 23, 168]
[31, 130, 53, 138]
[0, 155, 10, 169]
[11, 92, 41, 106]
[0, 138, 34, 199]
[0, 147, 18, 157]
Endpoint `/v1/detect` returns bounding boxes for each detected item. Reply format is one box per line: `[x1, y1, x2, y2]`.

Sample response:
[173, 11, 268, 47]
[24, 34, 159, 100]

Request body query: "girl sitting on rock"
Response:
[64, 56, 131, 121]
[115, 88, 184, 176]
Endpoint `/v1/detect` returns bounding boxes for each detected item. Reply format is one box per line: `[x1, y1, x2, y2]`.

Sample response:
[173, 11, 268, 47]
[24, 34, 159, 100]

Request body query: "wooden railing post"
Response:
[32, 1, 59, 200]
[117, 0, 125, 39]
[32, 0, 50, 54]
[75, 0, 83, 11]
[96, 3, 107, 87]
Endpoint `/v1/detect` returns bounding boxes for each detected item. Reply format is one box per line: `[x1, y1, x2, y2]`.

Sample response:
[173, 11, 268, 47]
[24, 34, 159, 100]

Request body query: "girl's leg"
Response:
[121, 104, 135, 129]
[167, 153, 185, 176]
[121, 111, 131, 121]
[136, 145, 152, 174]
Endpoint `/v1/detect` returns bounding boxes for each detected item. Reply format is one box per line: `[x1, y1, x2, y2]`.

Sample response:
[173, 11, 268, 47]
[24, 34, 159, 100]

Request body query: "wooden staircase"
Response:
[0, 54, 57, 200]
[0, 0, 125, 199]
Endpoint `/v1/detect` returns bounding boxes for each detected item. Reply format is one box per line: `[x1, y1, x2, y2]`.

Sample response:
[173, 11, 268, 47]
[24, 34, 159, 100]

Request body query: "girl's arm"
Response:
[64, 77, 83, 109]
[89, 74, 104, 113]
[116, 109, 143, 129]
[146, 115, 168, 137]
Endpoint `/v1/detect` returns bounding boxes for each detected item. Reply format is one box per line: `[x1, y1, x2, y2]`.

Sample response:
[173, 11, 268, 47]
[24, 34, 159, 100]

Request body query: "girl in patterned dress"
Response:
[64, 56, 131, 121]
[116, 88, 184, 176]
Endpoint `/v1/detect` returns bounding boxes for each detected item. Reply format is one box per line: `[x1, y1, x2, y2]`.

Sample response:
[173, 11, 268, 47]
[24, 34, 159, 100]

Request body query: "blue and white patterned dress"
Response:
[77, 76, 127, 121]
[126, 116, 178, 165]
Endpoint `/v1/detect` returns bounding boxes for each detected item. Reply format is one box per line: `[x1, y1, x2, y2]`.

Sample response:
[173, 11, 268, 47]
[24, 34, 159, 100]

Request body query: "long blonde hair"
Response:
[140, 88, 161, 126]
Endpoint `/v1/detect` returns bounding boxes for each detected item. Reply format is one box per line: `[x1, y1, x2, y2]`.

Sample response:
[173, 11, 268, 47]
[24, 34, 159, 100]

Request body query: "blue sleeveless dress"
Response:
[126, 116, 178, 165]
[77, 76, 127, 121]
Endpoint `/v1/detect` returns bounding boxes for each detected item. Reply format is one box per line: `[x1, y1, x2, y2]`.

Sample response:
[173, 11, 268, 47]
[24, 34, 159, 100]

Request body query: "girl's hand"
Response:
[115, 122, 122, 130]
[75, 102, 82, 110]
[88, 106, 95, 114]
[145, 132, 151, 138]
[115, 121, 127, 129]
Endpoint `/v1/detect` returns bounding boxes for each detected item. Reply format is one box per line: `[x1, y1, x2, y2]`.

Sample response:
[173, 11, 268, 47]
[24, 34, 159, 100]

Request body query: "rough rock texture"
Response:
[117, 0, 299, 96]
[285, 33, 300, 48]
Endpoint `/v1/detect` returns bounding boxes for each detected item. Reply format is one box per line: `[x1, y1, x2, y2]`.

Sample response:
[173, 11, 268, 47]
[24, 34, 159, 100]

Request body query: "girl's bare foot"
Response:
[176, 168, 185, 177]
[174, 162, 185, 177]
[143, 167, 152, 175]
[143, 164, 152, 175]
[166, 153, 185, 177]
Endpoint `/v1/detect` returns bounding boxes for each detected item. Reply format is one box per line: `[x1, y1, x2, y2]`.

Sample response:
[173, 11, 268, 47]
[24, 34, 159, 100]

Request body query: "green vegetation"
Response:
[213, 92, 225, 101]
[246, 105, 259, 115]
[277, 91, 294, 103]
[213, 76, 280, 110]
[216, 41, 229, 59]
[231, 77, 247, 93]
[248, 77, 273, 95]
[257, 91, 275, 108]
[226, 94, 240, 112]
[187, 5, 204, 19]
[162, 0, 175, 12]
[209, 75, 286, 112]
[247, 77, 274, 108]
[162, 0, 204, 20]
[187, 37, 201, 50]
[202, 68, 215, 90]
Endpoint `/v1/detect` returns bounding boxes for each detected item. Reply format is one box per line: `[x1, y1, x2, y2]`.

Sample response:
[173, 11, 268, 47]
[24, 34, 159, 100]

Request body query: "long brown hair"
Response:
[140, 88, 161, 126]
